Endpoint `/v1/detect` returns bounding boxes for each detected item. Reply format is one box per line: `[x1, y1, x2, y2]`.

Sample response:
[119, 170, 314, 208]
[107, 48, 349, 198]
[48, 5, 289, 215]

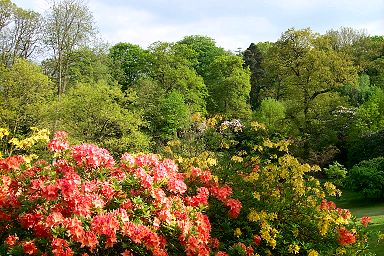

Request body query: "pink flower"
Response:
[48, 131, 69, 152]
[167, 179, 187, 194]
[71, 144, 115, 169]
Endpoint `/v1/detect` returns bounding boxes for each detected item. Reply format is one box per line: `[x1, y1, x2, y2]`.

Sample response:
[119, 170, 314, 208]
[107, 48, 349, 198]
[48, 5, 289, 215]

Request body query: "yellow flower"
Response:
[253, 191, 261, 200]
[231, 155, 243, 163]
[234, 228, 242, 237]
[288, 244, 300, 254]
[248, 209, 260, 222]
[308, 249, 319, 256]
[336, 247, 346, 255]
[0, 128, 9, 139]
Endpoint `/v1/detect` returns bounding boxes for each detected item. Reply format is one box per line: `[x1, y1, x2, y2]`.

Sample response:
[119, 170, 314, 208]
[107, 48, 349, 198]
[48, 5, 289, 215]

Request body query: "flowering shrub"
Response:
[166, 118, 373, 256]
[0, 130, 240, 256]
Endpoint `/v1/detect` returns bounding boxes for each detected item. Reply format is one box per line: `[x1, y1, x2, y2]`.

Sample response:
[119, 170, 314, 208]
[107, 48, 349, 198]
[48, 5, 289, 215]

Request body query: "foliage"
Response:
[47, 82, 150, 155]
[0, 59, 54, 134]
[262, 28, 358, 158]
[324, 161, 348, 188]
[346, 157, 384, 199]
[158, 90, 191, 140]
[205, 54, 252, 119]
[108, 42, 150, 91]
[177, 35, 226, 80]
[165, 118, 372, 255]
[254, 98, 286, 133]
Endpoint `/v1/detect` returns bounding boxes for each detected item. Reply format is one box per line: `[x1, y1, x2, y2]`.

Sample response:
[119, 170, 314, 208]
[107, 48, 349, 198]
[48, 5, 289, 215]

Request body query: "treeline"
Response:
[1, 0, 384, 168]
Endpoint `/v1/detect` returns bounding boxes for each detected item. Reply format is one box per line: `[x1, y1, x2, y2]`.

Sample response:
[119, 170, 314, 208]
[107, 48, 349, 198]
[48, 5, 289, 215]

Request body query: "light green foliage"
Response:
[67, 46, 111, 84]
[0, 59, 53, 134]
[108, 42, 150, 90]
[255, 98, 286, 132]
[148, 41, 207, 114]
[324, 161, 348, 187]
[50, 81, 150, 154]
[205, 54, 252, 119]
[159, 90, 191, 140]
[177, 35, 226, 80]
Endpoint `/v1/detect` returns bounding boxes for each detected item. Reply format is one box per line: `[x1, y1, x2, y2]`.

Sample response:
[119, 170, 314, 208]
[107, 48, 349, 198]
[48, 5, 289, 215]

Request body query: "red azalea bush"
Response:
[0, 131, 240, 256]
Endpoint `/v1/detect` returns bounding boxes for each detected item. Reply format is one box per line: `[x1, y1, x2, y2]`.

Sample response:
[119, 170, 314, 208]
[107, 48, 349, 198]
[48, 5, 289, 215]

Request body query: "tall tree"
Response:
[108, 42, 149, 91]
[205, 54, 252, 118]
[0, 3, 42, 65]
[43, 0, 95, 97]
[0, 59, 54, 134]
[243, 43, 265, 109]
[177, 35, 226, 80]
[267, 28, 357, 157]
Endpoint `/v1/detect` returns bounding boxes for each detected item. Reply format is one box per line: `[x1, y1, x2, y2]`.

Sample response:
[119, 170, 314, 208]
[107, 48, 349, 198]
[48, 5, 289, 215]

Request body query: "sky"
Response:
[12, 0, 384, 52]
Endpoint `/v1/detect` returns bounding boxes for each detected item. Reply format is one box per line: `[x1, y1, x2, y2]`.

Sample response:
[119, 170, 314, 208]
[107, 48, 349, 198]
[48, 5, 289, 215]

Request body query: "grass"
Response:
[333, 190, 384, 255]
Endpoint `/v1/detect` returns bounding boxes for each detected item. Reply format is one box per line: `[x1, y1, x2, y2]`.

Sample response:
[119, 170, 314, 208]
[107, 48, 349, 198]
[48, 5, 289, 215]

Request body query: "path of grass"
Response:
[333, 191, 384, 255]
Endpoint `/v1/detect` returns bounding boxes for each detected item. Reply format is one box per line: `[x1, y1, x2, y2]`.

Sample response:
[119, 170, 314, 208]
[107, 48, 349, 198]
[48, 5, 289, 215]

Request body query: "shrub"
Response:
[346, 157, 384, 198]
[0, 129, 240, 256]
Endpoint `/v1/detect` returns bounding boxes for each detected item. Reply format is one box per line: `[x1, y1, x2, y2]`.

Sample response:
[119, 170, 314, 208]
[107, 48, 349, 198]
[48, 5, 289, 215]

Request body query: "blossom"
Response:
[234, 228, 242, 237]
[224, 198, 242, 218]
[337, 227, 356, 246]
[23, 240, 38, 255]
[5, 235, 18, 247]
[253, 234, 262, 245]
[48, 131, 69, 152]
[0, 155, 25, 171]
[71, 144, 115, 169]
[288, 244, 300, 254]
[361, 216, 372, 227]
[308, 249, 319, 256]
[167, 179, 187, 194]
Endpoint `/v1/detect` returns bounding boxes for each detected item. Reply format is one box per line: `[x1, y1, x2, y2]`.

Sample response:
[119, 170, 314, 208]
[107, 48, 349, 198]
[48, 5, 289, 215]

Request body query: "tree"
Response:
[44, 0, 95, 97]
[147, 41, 207, 114]
[0, 59, 54, 134]
[205, 54, 252, 118]
[49, 82, 150, 154]
[177, 35, 226, 80]
[108, 42, 150, 91]
[0, 3, 42, 65]
[159, 90, 191, 140]
[66, 45, 111, 84]
[266, 28, 357, 156]
[243, 43, 265, 109]
[255, 98, 286, 133]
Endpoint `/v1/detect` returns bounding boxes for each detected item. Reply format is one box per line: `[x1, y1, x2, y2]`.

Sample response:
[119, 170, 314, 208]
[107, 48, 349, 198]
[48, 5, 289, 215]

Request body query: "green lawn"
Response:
[333, 191, 384, 255]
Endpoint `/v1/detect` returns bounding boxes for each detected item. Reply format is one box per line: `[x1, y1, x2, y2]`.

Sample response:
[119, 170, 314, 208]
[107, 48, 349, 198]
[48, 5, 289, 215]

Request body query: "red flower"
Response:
[48, 131, 69, 152]
[71, 144, 115, 169]
[0, 155, 25, 171]
[337, 227, 356, 246]
[253, 234, 262, 245]
[23, 240, 38, 255]
[4, 235, 18, 247]
[361, 216, 372, 227]
[167, 179, 187, 194]
[224, 198, 242, 218]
